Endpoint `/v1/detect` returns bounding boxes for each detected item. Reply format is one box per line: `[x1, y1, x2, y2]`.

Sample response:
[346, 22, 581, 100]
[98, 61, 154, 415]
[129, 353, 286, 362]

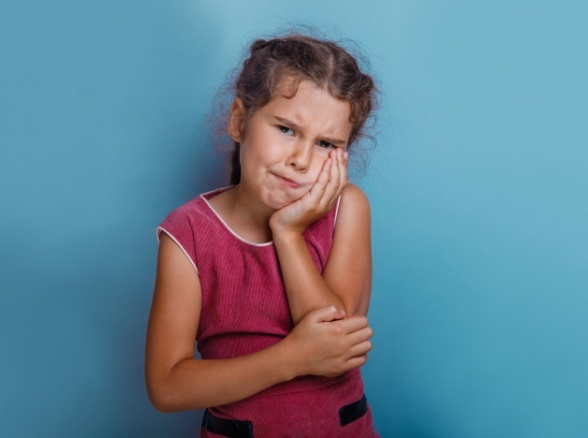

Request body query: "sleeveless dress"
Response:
[157, 187, 378, 437]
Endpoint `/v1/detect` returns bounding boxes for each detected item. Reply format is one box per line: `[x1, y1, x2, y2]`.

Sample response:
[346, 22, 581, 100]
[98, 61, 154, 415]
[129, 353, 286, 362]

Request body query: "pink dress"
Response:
[158, 187, 378, 437]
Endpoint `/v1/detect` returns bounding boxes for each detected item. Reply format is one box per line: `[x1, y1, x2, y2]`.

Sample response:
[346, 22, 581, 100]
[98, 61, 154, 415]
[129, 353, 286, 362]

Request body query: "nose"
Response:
[287, 142, 312, 172]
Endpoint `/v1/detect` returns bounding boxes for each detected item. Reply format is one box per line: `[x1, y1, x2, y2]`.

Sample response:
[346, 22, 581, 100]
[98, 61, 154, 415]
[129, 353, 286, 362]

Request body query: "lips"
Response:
[273, 173, 302, 189]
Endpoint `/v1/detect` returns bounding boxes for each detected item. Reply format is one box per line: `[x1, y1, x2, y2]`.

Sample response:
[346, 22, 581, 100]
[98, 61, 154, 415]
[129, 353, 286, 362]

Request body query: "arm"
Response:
[145, 233, 372, 412]
[270, 151, 372, 324]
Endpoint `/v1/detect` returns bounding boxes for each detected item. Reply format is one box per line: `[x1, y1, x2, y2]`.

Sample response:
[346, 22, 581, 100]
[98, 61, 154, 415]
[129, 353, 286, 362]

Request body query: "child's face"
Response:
[229, 80, 353, 211]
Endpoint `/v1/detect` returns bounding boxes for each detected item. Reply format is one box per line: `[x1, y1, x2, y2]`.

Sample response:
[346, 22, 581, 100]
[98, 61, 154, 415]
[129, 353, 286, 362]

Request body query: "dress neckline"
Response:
[200, 187, 275, 247]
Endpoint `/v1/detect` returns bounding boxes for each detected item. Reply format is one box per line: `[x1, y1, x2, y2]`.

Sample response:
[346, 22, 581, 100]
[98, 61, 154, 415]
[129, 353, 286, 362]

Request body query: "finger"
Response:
[325, 150, 342, 203]
[336, 149, 347, 187]
[339, 150, 348, 192]
[343, 354, 368, 370]
[306, 305, 346, 323]
[325, 149, 346, 209]
[308, 157, 332, 202]
[331, 315, 369, 334]
[327, 149, 347, 203]
[312, 150, 339, 212]
[346, 326, 374, 346]
[329, 149, 340, 184]
[347, 338, 373, 357]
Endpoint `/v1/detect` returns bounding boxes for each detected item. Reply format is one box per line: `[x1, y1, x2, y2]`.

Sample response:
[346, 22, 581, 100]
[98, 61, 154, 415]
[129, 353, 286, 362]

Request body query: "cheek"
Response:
[239, 142, 266, 170]
[310, 156, 329, 179]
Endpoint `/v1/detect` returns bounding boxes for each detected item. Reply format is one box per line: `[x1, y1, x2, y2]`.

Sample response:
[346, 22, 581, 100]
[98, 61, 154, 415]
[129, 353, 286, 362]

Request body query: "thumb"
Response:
[307, 305, 346, 323]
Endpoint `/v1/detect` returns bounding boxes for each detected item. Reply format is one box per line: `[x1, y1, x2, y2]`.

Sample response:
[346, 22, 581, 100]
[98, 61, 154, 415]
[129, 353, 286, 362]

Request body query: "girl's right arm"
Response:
[145, 233, 373, 412]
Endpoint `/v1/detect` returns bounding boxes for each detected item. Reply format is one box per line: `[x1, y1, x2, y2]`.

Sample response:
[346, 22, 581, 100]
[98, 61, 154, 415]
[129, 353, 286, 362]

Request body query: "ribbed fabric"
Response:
[158, 187, 378, 437]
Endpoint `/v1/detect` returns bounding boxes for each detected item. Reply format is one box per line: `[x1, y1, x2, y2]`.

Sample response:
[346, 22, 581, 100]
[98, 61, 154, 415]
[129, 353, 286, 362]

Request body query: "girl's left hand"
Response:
[270, 148, 348, 235]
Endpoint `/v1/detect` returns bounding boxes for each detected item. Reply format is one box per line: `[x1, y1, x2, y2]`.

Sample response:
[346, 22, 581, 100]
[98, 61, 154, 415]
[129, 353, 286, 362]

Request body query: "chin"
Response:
[266, 198, 293, 210]
[265, 192, 298, 210]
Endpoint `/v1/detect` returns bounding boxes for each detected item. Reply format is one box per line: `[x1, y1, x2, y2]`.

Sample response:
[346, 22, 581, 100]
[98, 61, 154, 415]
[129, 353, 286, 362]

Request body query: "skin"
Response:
[145, 80, 373, 412]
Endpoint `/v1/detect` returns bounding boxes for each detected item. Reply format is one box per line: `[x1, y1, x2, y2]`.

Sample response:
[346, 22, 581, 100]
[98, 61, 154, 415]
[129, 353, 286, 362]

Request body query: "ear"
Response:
[227, 99, 246, 142]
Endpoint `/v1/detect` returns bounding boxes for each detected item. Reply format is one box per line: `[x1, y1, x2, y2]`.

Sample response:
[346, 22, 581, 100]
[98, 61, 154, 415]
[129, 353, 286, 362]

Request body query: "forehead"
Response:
[263, 79, 352, 136]
[272, 77, 343, 108]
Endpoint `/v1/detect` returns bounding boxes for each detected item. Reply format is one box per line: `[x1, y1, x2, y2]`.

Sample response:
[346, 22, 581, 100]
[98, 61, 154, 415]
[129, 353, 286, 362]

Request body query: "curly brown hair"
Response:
[224, 33, 378, 185]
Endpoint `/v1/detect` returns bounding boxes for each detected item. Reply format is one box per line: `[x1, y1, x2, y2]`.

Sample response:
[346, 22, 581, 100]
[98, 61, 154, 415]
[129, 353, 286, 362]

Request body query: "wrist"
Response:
[271, 227, 305, 244]
[275, 336, 303, 381]
[268, 212, 308, 236]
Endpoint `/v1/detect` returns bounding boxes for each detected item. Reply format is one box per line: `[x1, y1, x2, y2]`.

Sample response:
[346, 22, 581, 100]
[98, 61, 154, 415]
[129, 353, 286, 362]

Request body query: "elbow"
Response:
[342, 302, 368, 318]
[146, 379, 182, 413]
[342, 306, 358, 318]
[343, 292, 371, 318]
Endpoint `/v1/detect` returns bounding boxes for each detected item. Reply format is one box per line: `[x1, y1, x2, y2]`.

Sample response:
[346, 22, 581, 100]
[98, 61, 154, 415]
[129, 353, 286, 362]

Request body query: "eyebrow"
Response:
[274, 116, 348, 146]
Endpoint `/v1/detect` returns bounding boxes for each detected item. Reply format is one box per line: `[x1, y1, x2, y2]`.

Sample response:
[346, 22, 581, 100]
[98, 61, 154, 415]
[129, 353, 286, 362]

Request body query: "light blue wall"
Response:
[1, 1, 587, 436]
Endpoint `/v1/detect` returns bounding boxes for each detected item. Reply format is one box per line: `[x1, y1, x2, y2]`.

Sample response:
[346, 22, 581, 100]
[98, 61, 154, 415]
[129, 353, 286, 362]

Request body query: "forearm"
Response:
[147, 339, 298, 412]
[147, 305, 374, 413]
[273, 231, 345, 325]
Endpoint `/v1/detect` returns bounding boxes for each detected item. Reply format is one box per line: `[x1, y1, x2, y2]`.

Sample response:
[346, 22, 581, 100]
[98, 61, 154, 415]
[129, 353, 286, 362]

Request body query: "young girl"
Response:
[146, 33, 379, 437]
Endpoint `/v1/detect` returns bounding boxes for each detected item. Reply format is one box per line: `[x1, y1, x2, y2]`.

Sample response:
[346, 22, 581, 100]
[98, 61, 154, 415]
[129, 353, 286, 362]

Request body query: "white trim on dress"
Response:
[200, 188, 274, 248]
[156, 226, 199, 274]
[333, 195, 342, 229]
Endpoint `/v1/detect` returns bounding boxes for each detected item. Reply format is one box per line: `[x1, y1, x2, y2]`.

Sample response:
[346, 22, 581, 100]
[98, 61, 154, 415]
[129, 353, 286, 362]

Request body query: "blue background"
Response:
[1, 1, 587, 436]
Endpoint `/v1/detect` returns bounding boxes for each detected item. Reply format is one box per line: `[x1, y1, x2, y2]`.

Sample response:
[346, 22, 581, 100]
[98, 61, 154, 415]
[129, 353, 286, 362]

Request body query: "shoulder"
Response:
[158, 191, 221, 234]
[336, 184, 371, 225]
[340, 183, 369, 206]
[157, 197, 201, 238]
[160, 187, 232, 222]
[156, 194, 216, 273]
[163, 195, 206, 220]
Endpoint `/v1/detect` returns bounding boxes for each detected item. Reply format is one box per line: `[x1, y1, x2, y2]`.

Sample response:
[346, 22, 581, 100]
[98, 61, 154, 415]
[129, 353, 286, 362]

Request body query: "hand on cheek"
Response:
[329, 148, 348, 200]
[270, 149, 348, 235]
[311, 148, 347, 209]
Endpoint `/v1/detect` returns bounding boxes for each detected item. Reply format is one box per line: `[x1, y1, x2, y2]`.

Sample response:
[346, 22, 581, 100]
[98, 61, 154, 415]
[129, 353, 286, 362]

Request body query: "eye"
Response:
[317, 140, 335, 149]
[278, 125, 295, 136]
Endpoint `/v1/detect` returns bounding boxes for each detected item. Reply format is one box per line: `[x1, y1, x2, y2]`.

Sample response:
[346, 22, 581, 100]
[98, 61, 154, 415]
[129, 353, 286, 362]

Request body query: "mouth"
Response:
[273, 173, 303, 189]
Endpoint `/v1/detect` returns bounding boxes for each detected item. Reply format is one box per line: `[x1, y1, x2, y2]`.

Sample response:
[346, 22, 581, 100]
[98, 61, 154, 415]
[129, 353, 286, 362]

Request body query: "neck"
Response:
[229, 184, 275, 242]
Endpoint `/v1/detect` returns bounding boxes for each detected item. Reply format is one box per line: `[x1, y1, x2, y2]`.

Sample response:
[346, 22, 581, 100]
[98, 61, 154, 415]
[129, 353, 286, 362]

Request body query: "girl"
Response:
[146, 33, 379, 437]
